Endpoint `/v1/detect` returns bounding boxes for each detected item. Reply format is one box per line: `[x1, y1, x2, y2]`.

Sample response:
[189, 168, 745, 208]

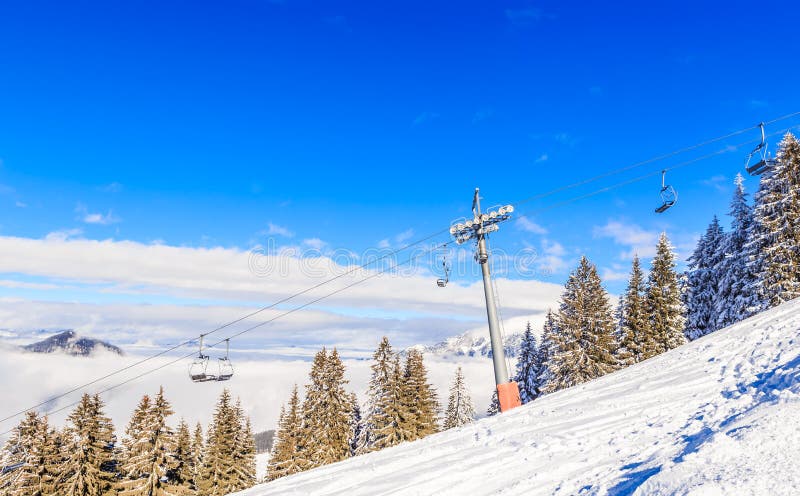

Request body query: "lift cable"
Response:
[0, 239, 454, 437]
[511, 110, 800, 208]
[0, 229, 450, 427]
[1, 114, 798, 428]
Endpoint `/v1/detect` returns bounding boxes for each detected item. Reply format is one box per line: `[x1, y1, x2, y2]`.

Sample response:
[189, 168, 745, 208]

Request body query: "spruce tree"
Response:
[118, 387, 186, 496]
[535, 310, 558, 392]
[750, 132, 800, 307]
[716, 174, 759, 327]
[645, 233, 686, 353]
[2, 411, 51, 496]
[486, 390, 499, 417]
[513, 322, 541, 404]
[359, 337, 411, 452]
[120, 394, 152, 480]
[617, 255, 651, 363]
[40, 426, 66, 496]
[443, 366, 475, 429]
[170, 420, 194, 492]
[190, 424, 203, 490]
[685, 217, 725, 340]
[232, 400, 257, 490]
[401, 349, 439, 439]
[347, 393, 362, 458]
[198, 389, 239, 496]
[371, 357, 413, 449]
[543, 256, 619, 393]
[61, 394, 116, 496]
[300, 348, 353, 468]
[266, 386, 305, 481]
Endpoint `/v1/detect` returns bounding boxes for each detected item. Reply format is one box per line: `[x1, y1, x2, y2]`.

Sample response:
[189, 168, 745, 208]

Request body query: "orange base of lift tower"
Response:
[497, 381, 522, 412]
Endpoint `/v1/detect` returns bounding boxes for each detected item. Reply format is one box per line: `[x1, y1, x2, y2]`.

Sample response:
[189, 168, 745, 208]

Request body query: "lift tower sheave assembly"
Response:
[449, 188, 522, 413]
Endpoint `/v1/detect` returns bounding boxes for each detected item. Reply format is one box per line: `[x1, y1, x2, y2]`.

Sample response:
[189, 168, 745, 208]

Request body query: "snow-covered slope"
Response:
[235, 299, 800, 495]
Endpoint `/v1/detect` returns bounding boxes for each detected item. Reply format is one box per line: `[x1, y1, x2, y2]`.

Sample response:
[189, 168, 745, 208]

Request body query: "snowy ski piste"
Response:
[236, 299, 800, 495]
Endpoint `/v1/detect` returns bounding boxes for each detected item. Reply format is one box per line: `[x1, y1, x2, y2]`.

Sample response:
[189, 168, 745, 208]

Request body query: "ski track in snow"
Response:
[235, 299, 800, 496]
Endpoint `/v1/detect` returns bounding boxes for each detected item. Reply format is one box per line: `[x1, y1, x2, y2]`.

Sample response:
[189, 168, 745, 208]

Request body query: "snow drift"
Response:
[234, 298, 800, 495]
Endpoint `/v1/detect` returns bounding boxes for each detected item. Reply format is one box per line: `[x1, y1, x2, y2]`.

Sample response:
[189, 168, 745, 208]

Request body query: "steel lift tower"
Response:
[449, 188, 522, 412]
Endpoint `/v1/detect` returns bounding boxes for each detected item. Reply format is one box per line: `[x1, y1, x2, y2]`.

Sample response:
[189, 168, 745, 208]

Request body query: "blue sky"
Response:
[0, 1, 799, 346]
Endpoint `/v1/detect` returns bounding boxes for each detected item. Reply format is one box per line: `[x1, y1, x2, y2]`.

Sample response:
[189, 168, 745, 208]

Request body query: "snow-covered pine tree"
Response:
[348, 393, 362, 458]
[371, 357, 414, 449]
[543, 256, 619, 393]
[486, 390, 499, 417]
[645, 233, 686, 353]
[118, 387, 186, 496]
[266, 386, 306, 481]
[299, 348, 353, 468]
[2, 410, 50, 495]
[401, 349, 439, 439]
[535, 309, 558, 392]
[190, 423, 203, 490]
[716, 173, 759, 328]
[359, 337, 411, 453]
[617, 255, 651, 364]
[61, 394, 117, 496]
[443, 366, 475, 429]
[750, 132, 800, 308]
[198, 389, 240, 496]
[513, 322, 541, 404]
[170, 419, 194, 492]
[232, 400, 257, 490]
[685, 217, 726, 340]
[119, 394, 152, 480]
[40, 425, 66, 495]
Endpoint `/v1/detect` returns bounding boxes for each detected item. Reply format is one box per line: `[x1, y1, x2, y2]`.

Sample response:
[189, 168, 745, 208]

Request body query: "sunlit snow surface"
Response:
[235, 299, 800, 495]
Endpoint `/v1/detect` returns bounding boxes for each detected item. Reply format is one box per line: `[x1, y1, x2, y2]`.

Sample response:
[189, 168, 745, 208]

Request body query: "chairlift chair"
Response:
[189, 334, 216, 382]
[436, 257, 450, 288]
[745, 122, 777, 175]
[1, 438, 27, 489]
[655, 170, 677, 213]
[216, 339, 234, 381]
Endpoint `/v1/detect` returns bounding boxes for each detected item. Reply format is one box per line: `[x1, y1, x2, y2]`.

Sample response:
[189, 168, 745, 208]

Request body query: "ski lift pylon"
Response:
[745, 122, 777, 175]
[655, 169, 677, 213]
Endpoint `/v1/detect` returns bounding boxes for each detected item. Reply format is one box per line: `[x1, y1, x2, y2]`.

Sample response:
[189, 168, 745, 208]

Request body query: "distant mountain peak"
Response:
[22, 330, 123, 357]
[415, 329, 522, 359]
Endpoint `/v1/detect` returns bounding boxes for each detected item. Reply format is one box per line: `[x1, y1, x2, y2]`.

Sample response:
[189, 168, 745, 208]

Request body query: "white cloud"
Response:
[302, 238, 326, 251]
[0, 235, 563, 331]
[44, 228, 83, 241]
[516, 216, 548, 235]
[535, 154, 548, 163]
[537, 239, 569, 274]
[76, 204, 120, 225]
[593, 220, 659, 260]
[265, 222, 294, 238]
[377, 239, 391, 249]
[600, 267, 629, 282]
[395, 229, 414, 245]
[15, 201, 27, 208]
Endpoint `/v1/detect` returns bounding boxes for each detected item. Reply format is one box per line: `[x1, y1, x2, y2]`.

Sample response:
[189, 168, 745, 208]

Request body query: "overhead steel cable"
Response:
[1, 112, 798, 429]
[512, 124, 798, 217]
[0, 228, 450, 426]
[511, 110, 800, 208]
[0, 239, 454, 437]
